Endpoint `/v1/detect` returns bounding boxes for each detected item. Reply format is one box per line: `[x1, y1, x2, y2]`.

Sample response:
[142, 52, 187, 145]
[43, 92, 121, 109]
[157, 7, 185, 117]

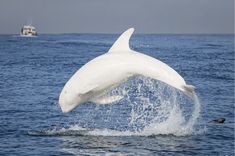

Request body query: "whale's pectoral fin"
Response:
[108, 28, 134, 53]
[91, 95, 124, 105]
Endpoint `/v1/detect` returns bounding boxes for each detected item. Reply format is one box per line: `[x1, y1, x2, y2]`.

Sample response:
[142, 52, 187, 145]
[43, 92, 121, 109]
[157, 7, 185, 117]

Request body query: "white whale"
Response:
[59, 28, 195, 113]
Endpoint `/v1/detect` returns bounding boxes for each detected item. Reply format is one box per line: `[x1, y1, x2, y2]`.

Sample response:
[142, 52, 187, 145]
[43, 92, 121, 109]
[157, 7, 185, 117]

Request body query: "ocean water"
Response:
[0, 33, 234, 155]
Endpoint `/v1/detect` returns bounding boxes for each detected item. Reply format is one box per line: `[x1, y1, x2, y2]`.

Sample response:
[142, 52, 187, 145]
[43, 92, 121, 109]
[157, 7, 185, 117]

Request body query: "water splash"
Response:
[111, 76, 202, 136]
[87, 86, 201, 136]
[33, 76, 202, 137]
[140, 93, 201, 136]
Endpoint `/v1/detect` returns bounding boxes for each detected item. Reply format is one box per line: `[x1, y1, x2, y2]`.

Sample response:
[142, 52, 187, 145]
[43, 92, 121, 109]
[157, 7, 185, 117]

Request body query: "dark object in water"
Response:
[209, 118, 225, 124]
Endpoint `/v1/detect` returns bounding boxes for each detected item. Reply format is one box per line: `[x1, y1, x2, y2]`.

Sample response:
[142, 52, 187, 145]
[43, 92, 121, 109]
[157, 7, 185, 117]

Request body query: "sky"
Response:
[0, 0, 234, 34]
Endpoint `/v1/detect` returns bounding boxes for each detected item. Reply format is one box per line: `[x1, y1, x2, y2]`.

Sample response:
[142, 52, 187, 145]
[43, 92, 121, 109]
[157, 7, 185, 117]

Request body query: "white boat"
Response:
[20, 25, 38, 37]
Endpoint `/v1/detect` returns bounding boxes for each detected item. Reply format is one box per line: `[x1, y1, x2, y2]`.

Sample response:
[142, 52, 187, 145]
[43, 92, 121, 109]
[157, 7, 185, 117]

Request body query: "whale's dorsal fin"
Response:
[108, 28, 134, 53]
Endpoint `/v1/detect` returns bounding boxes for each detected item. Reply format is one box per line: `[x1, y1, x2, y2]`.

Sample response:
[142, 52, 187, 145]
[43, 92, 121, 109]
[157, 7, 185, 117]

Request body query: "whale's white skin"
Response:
[59, 28, 195, 113]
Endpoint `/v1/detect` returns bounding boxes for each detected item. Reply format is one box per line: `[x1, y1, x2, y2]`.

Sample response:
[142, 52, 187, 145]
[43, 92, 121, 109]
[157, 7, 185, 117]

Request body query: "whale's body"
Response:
[59, 28, 195, 113]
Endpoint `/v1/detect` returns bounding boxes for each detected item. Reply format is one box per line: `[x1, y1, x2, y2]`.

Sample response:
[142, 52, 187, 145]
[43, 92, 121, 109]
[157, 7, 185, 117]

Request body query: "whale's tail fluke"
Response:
[183, 85, 195, 99]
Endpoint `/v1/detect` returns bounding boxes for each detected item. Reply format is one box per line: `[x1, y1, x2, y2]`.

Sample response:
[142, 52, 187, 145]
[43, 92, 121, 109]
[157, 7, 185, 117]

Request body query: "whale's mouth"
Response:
[59, 102, 78, 113]
[59, 92, 81, 113]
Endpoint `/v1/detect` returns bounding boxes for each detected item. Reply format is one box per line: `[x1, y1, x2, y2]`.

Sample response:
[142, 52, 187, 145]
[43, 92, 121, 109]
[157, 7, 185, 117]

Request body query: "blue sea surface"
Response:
[0, 33, 234, 155]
